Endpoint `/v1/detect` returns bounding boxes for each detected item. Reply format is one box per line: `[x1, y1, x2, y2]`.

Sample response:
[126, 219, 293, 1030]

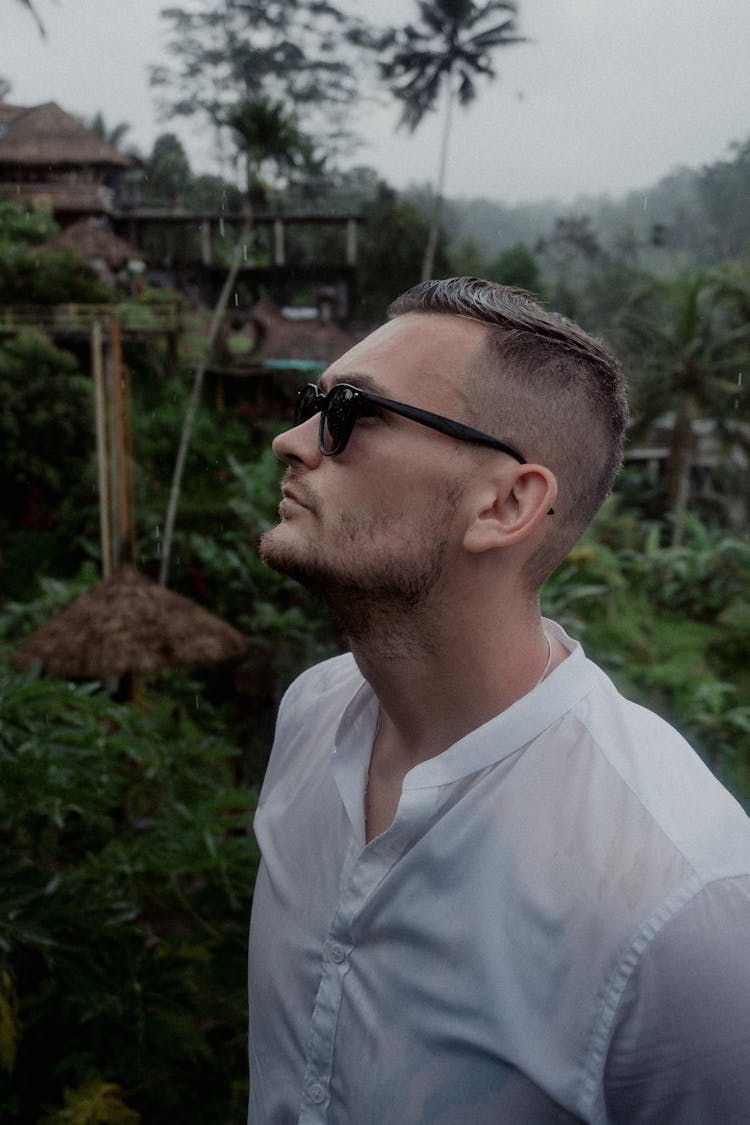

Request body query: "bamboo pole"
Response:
[105, 326, 121, 570]
[111, 314, 136, 564]
[91, 318, 114, 578]
[159, 219, 251, 587]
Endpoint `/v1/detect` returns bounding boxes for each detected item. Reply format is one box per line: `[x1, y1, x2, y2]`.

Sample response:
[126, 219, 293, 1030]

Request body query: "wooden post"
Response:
[201, 219, 213, 266]
[273, 218, 286, 266]
[346, 218, 357, 266]
[91, 319, 114, 578]
[111, 315, 136, 564]
[105, 326, 121, 569]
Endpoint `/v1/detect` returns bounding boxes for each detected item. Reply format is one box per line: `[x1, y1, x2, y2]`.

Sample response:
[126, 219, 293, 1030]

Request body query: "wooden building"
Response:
[0, 100, 131, 223]
[0, 99, 363, 315]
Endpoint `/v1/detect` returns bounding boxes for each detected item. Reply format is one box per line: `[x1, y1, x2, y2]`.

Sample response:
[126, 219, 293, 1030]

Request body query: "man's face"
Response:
[258, 313, 490, 617]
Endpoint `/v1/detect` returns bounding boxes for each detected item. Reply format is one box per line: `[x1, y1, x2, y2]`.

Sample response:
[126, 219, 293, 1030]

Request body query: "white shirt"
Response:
[248, 621, 750, 1124]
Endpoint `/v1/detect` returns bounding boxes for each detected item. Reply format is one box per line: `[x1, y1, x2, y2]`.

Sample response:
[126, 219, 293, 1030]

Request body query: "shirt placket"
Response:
[297, 827, 414, 1123]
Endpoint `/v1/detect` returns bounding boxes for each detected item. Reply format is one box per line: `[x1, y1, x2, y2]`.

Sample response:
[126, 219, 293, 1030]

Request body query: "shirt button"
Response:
[309, 1082, 326, 1104]
[330, 943, 346, 963]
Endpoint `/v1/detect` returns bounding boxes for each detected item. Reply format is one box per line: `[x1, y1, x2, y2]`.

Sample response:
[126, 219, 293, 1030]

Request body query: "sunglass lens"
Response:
[294, 385, 320, 427]
[322, 386, 356, 454]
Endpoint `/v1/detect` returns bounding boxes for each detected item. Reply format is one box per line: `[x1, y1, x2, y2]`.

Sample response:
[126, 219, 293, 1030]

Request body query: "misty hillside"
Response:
[428, 134, 750, 274]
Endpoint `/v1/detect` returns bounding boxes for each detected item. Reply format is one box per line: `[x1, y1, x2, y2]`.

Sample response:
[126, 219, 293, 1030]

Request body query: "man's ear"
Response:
[463, 464, 558, 554]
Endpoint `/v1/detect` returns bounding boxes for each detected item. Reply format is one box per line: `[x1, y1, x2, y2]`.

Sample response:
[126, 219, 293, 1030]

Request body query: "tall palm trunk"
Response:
[421, 72, 455, 282]
[667, 393, 695, 547]
[158, 213, 251, 587]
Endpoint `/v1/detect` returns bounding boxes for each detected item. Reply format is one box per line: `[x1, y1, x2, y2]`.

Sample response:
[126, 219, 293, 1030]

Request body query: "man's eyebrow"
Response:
[318, 372, 387, 396]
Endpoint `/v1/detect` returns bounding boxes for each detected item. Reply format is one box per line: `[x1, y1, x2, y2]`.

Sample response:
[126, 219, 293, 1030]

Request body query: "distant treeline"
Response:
[434, 134, 750, 275]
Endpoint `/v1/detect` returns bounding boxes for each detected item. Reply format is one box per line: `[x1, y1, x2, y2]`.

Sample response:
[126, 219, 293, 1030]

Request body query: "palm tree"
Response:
[622, 272, 750, 544]
[380, 0, 525, 281]
[219, 95, 313, 209]
[88, 111, 131, 151]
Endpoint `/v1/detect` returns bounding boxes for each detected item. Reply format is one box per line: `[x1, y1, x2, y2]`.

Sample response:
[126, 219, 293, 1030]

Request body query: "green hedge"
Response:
[0, 667, 258, 1124]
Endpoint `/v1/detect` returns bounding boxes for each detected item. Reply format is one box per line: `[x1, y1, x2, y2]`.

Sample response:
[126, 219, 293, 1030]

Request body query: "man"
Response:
[249, 278, 750, 1124]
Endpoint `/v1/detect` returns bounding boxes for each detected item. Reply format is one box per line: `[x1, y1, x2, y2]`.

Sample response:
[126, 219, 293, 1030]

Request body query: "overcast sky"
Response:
[2, 0, 749, 205]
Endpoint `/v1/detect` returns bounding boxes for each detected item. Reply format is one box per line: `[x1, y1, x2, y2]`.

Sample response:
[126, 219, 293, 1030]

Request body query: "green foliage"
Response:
[0, 246, 112, 305]
[356, 182, 449, 317]
[152, 1, 377, 166]
[144, 132, 192, 205]
[219, 95, 315, 202]
[0, 198, 58, 248]
[697, 137, 750, 259]
[129, 373, 255, 572]
[449, 232, 484, 278]
[487, 240, 541, 292]
[542, 505, 750, 806]
[187, 173, 243, 213]
[0, 200, 107, 305]
[0, 331, 91, 500]
[88, 111, 132, 152]
[0, 201, 111, 305]
[0, 331, 98, 580]
[40, 1079, 140, 1125]
[616, 268, 750, 528]
[0, 663, 258, 1124]
[380, 0, 524, 279]
[380, 0, 524, 131]
[186, 450, 342, 779]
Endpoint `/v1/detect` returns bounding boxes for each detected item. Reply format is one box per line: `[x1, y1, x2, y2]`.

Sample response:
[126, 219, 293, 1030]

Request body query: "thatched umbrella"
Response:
[13, 566, 246, 680]
[38, 218, 146, 271]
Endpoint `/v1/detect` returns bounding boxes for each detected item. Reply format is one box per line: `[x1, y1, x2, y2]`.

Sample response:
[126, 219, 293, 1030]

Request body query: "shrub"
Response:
[0, 665, 258, 1124]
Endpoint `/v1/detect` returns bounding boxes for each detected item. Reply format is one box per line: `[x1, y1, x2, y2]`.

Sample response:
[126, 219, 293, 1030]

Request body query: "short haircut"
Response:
[387, 277, 628, 585]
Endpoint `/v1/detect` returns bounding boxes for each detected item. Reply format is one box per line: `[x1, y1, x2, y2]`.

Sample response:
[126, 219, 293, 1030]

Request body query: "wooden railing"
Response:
[0, 303, 182, 336]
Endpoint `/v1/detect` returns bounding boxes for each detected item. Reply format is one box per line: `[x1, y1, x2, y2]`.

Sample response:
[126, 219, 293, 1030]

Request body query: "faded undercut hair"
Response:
[387, 277, 628, 585]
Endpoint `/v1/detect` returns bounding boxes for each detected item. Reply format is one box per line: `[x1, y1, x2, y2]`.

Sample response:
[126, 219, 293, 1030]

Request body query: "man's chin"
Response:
[258, 526, 325, 587]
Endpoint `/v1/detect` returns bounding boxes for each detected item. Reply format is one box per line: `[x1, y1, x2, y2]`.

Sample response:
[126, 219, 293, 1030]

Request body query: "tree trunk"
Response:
[667, 396, 694, 547]
[421, 73, 455, 283]
[158, 214, 252, 587]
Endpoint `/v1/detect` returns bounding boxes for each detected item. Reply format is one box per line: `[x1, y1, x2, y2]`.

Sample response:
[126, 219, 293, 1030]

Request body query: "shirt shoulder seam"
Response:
[577, 872, 750, 1120]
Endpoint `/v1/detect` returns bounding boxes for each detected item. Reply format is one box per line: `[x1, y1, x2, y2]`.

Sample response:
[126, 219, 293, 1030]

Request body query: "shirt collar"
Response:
[333, 620, 597, 798]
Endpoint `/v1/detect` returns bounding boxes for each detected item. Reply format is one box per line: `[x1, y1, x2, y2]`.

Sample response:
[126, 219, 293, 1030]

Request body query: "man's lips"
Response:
[280, 477, 316, 513]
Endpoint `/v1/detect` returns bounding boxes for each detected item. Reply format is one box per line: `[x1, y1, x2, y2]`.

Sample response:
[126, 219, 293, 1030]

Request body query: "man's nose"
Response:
[272, 413, 324, 467]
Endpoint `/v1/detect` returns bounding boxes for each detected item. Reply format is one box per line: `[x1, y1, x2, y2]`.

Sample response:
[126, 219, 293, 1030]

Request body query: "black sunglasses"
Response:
[294, 382, 528, 462]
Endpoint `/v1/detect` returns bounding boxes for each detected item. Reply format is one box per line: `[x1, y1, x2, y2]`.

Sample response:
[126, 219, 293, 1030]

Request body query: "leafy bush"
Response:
[0, 665, 258, 1124]
[0, 200, 112, 306]
[0, 331, 99, 595]
[186, 450, 342, 782]
[543, 504, 750, 806]
[0, 331, 94, 505]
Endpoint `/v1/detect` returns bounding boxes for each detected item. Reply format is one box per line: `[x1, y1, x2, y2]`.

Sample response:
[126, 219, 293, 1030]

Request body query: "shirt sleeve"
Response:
[603, 875, 750, 1124]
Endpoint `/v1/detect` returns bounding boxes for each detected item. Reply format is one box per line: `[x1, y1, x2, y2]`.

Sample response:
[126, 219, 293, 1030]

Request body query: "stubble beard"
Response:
[258, 500, 457, 649]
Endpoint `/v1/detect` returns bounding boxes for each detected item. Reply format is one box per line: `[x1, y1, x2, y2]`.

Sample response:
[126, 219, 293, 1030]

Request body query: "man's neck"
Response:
[349, 598, 556, 770]
[351, 599, 564, 843]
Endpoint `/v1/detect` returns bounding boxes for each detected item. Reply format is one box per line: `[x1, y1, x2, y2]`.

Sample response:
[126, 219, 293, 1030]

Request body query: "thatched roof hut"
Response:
[0, 100, 131, 218]
[13, 566, 247, 679]
[39, 218, 145, 270]
[0, 101, 130, 168]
